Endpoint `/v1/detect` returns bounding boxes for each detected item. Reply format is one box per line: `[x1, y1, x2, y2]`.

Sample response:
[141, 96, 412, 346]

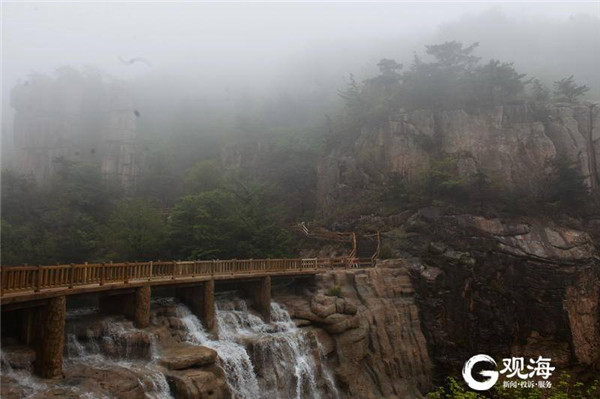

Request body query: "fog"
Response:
[2, 2, 600, 162]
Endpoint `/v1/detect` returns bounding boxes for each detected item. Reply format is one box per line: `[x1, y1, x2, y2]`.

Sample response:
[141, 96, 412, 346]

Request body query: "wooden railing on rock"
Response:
[0, 257, 369, 296]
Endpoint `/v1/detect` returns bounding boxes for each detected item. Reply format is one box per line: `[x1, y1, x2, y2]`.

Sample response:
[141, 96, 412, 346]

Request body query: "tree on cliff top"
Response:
[546, 155, 589, 209]
[553, 75, 590, 103]
[470, 60, 528, 106]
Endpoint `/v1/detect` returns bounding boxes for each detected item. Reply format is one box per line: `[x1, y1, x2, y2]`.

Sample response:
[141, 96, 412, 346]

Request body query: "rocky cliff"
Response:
[314, 101, 600, 389]
[10, 70, 140, 188]
[275, 263, 433, 398]
[396, 211, 600, 380]
[317, 103, 599, 213]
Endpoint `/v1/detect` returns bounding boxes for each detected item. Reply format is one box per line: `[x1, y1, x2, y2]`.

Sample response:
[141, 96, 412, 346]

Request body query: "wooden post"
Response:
[133, 285, 151, 328]
[124, 263, 129, 284]
[35, 266, 42, 292]
[203, 280, 216, 333]
[1, 267, 5, 296]
[172, 261, 177, 280]
[149, 261, 153, 282]
[100, 263, 105, 286]
[69, 264, 74, 288]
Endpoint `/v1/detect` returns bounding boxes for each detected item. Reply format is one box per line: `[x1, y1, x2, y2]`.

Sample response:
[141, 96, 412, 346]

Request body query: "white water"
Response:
[64, 309, 172, 399]
[2, 299, 339, 399]
[172, 299, 262, 399]
[0, 350, 48, 398]
[171, 295, 339, 399]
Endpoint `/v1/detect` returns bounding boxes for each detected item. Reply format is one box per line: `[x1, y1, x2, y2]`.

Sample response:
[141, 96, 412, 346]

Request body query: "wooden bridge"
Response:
[0, 256, 376, 379]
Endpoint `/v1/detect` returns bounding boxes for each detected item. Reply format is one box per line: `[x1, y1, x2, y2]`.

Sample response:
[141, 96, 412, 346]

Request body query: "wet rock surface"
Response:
[318, 103, 600, 213]
[276, 262, 433, 398]
[160, 344, 217, 370]
[399, 211, 600, 380]
[1, 345, 36, 369]
[165, 365, 230, 399]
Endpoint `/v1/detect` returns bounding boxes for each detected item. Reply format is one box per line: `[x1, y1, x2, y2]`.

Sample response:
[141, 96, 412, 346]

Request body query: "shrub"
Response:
[326, 286, 343, 298]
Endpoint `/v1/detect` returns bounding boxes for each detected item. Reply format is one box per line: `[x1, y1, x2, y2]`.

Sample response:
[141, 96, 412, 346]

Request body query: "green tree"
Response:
[169, 185, 293, 260]
[104, 198, 167, 261]
[367, 58, 403, 90]
[471, 60, 527, 105]
[553, 75, 590, 103]
[184, 159, 223, 194]
[425, 41, 480, 69]
[546, 155, 589, 209]
[530, 79, 551, 102]
[403, 41, 480, 109]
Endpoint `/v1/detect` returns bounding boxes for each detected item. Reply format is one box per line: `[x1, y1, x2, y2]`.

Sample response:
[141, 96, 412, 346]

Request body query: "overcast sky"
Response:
[2, 1, 599, 149]
[3, 2, 599, 85]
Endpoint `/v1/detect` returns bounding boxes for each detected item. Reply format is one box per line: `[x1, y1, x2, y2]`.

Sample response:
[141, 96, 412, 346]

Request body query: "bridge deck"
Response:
[1, 257, 372, 305]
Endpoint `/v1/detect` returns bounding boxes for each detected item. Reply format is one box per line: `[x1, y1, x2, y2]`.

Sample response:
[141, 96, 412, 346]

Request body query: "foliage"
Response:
[553, 75, 590, 103]
[469, 60, 528, 106]
[168, 182, 293, 260]
[545, 156, 589, 209]
[424, 157, 470, 202]
[103, 199, 167, 261]
[1, 160, 112, 265]
[326, 286, 343, 298]
[530, 79, 551, 102]
[377, 245, 395, 260]
[336, 40, 533, 131]
[184, 159, 224, 194]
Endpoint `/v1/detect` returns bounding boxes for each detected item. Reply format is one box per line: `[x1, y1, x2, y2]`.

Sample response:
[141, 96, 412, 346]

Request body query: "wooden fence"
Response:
[1, 257, 373, 296]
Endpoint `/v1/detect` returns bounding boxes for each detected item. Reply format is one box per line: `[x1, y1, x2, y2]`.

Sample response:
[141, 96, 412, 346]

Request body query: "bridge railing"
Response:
[1, 256, 373, 296]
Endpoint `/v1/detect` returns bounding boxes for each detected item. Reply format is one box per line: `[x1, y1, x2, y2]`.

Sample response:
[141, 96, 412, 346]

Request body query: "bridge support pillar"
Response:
[36, 296, 66, 378]
[249, 276, 271, 323]
[177, 280, 215, 333]
[99, 285, 151, 328]
[133, 285, 151, 328]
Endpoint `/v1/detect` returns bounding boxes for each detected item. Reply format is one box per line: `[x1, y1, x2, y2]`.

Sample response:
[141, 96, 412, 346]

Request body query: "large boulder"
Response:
[165, 365, 230, 399]
[160, 345, 217, 370]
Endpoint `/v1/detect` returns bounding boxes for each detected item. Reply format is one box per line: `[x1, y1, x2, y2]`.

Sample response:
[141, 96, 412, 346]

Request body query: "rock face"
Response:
[10, 69, 140, 188]
[398, 211, 600, 378]
[160, 344, 218, 370]
[276, 262, 433, 398]
[317, 103, 600, 213]
[1, 345, 36, 369]
[165, 365, 229, 399]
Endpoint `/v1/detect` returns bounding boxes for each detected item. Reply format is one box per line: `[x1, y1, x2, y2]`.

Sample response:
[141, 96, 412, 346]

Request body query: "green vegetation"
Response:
[428, 375, 600, 399]
[553, 75, 590, 103]
[338, 41, 590, 128]
[1, 159, 294, 265]
[1, 41, 595, 266]
[326, 286, 343, 298]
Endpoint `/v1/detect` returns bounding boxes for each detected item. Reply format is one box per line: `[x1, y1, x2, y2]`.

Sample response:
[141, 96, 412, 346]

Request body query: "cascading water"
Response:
[0, 350, 48, 398]
[170, 294, 339, 399]
[64, 308, 172, 399]
[2, 297, 339, 399]
[170, 298, 262, 399]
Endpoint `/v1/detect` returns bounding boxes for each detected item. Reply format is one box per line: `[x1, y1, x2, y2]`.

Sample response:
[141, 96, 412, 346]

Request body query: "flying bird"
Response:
[133, 110, 140, 118]
[118, 56, 152, 67]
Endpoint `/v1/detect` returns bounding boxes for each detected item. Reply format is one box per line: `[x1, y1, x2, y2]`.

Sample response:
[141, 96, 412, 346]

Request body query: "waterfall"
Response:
[172, 299, 262, 399]
[64, 308, 172, 399]
[0, 350, 48, 398]
[171, 295, 339, 399]
[2, 298, 339, 399]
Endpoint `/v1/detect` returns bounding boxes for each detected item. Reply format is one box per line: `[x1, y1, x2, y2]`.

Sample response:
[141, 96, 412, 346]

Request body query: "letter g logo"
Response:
[462, 354, 499, 391]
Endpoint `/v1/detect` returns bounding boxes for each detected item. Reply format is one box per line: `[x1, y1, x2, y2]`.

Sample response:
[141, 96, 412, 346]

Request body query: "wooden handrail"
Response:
[0, 257, 373, 297]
